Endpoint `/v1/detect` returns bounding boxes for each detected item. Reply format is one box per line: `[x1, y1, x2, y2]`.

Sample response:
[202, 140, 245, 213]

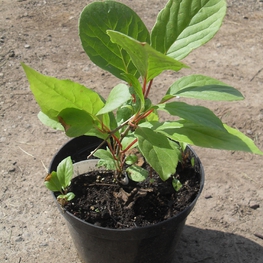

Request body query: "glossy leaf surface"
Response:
[155, 120, 263, 154]
[151, 0, 226, 59]
[162, 75, 244, 102]
[135, 127, 180, 181]
[79, 1, 150, 80]
[107, 30, 187, 82]
[157, 101, 225, 131]
[97, 84, 131, 115]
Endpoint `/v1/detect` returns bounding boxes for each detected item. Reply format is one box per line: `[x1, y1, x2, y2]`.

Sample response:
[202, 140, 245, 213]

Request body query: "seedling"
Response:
[45, 157, 75, 204]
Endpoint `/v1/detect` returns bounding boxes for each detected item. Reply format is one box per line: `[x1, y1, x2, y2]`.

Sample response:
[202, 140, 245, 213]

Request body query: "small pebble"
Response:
[249, 201, 260, 210]
[15, 236, 24, 242]
[9, 50, 15, 57]
[24, 44, 30, 49]
[8, 167, 16, 172]
[205, 194, 213, 199]
[246, 130, 253, 135]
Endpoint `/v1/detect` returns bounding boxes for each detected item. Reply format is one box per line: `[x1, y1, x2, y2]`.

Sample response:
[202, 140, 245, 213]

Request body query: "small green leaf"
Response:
[157, 101, 225, 131]
[125, 154, 138, 165]
[56, 156, 73, 189]
[172, 178, 182, 191]
[135, 127, 180, 181]
[97, 84, 131, 115]
[162, 75, 244, 102]
[44, 171, 62, 192]
[94, 149, 116, 170]
[151, 0, 227, 60]
[190, 157, 195, 167]
[57, 192, 75, 201]
[66, 192, 75, 201]
[94, 149, 115, 161]
[126, 165, 148, 182]
[107, 30, 188, 82]
[121, 136, 138, 150]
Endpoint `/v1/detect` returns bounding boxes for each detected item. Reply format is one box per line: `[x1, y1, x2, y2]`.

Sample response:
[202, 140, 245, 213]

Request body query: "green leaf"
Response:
[122, 73, 145, 110]
[107, 30, 188, 82]
[44, 171, 62, 192]
[162, 75, 244, 102]
[135, 127, 180, 181]
[145, 110, 159, 122]
[172, 178, 182, 191]
[79, 1, 150, 80]
[125, 155, 138, 165]
[58, 108, 94, 137]
[57, 192, 75, 201]
[126, 165, 148, 182]
[56, 156, 73, 189]
[121, 136, 138, 150]
[65, 192, 75, 201]
[37, 111, 63, 130]
[116, 105, 133, 126]
[151, 0, 226, 59]
[155, 120, 263, 154]
[97, 84, 131, 115]
[157, 101, 225, 131]
[21, 63, 105, 120]
[94, 149, 116, 170]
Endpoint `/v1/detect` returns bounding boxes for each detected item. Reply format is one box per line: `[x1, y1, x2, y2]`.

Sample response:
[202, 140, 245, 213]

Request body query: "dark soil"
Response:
[63, 158, 201, 229]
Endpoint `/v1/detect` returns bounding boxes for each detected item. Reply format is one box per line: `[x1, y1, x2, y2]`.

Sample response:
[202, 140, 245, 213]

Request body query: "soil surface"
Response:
[1, 0, 263, 262]
[64, 159, 200, 229]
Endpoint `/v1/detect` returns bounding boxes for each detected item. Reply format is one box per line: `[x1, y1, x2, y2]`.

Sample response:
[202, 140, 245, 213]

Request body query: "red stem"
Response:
[121, 138, 138, 154]
[145, 79, 153, 98]
[142, 77, 147, 96]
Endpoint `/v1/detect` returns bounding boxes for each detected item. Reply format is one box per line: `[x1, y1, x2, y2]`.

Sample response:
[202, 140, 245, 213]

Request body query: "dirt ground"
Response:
[1, 0, 263, 262]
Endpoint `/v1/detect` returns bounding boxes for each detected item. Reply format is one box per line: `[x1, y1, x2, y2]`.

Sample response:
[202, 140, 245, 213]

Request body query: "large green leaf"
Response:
[135, 127, 180, 181]
[79, 1, 150, 80]
[155, 120, 263, 154]
[151, 0, 226, 59]
[162, 75, 244, 102]
[107, 30, 188, 82]
[21, 63, 104, 120]
[157, 101, 225, 131]
[97, 84, 131, 115]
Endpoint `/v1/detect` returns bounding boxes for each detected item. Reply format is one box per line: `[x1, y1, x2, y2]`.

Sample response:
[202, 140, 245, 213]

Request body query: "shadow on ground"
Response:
[174, 226, 263, 263]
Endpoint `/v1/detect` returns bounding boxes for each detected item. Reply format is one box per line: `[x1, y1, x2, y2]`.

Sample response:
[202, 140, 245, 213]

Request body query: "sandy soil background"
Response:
[1, 0, 263, 262]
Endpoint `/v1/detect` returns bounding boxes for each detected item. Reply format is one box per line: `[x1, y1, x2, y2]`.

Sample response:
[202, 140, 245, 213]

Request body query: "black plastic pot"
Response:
[49, 135, 205, 263]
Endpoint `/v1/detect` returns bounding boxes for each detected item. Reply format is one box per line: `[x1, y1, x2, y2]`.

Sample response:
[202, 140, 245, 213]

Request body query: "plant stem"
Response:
[145, 79, 153, 98]
[87, 138, 109, 159]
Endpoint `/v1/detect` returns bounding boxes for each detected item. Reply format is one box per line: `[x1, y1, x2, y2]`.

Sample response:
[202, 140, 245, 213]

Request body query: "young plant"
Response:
[45, 157, 75, 204]
[22, 0, 262, 192]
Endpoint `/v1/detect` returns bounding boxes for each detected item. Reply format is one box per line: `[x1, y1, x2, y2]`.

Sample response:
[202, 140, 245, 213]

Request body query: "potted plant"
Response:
[22, 0, 262, 262]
